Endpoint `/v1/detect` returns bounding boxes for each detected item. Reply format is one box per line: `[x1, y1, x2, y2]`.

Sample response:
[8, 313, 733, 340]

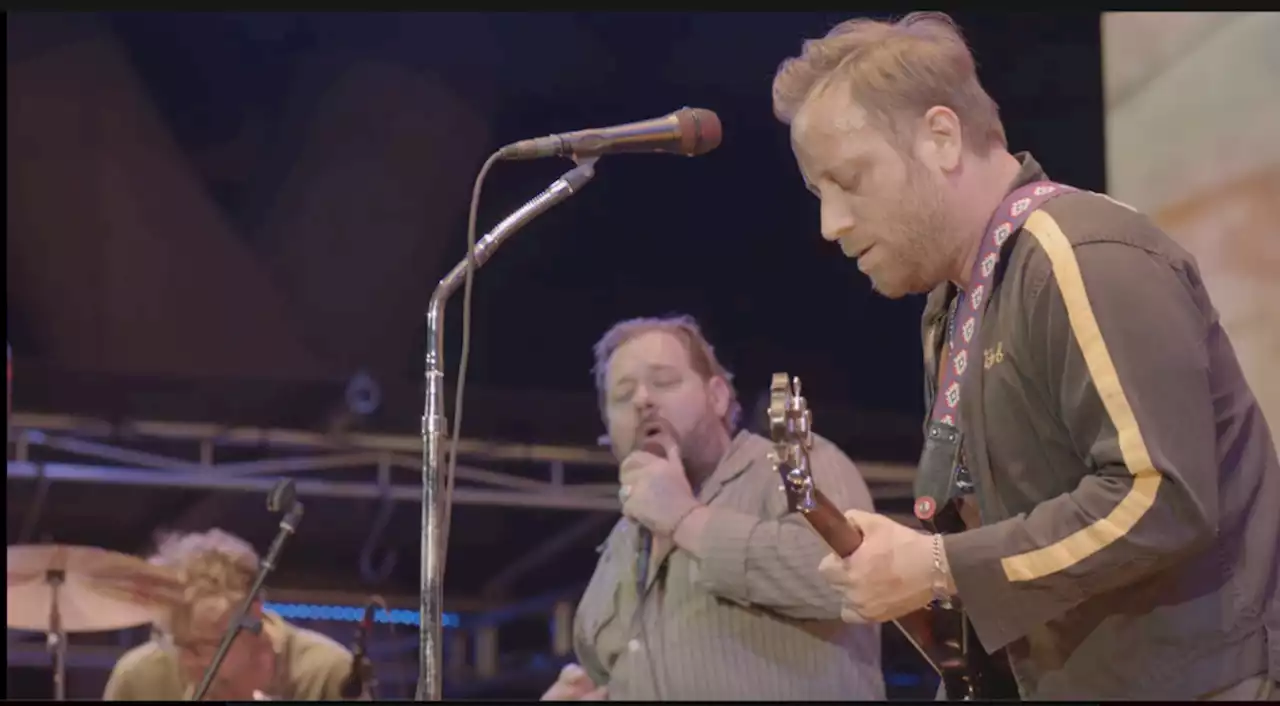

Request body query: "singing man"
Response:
[771, 11, 1280, 700]
[103, 528, 358, 701]
[541, 315, 884, 701]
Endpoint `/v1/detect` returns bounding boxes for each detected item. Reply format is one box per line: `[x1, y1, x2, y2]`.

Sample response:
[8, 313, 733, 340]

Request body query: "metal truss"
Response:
[5, 411, 917, 514]
[6, 411, 626, 512]
[6, 411, 920, 697]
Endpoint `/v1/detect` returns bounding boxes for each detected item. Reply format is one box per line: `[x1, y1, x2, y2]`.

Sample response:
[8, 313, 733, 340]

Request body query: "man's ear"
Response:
[708, 376, 732, 421]
[917, 105, 964, 173]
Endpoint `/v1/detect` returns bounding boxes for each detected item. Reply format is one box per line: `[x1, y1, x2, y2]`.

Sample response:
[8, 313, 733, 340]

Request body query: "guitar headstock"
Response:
[767, 373, 817, 513]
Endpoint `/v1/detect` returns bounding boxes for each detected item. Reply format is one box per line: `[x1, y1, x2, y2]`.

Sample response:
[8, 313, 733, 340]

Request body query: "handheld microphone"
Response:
[634, 425, 669, 597]
[497, 107, 722, 161]
[339, 597, 380, 699]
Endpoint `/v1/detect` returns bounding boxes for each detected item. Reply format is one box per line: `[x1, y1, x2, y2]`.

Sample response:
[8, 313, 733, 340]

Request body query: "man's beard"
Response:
[637, 405, 725, 486]
[680, 407, 729, 486]
[867, 166, 954, 299]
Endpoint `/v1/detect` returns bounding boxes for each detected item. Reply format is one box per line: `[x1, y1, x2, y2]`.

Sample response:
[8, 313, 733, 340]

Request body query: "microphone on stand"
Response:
[497, 107, 723, 162]
[194, 480, 305, 701]
[340, 597, 382, 700]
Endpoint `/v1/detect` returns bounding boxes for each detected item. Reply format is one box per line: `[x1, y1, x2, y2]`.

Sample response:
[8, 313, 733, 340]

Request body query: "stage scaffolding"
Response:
[6, 411, 918, 696]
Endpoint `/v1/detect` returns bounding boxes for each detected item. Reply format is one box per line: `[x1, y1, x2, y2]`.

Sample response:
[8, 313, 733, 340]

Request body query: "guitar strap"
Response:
[913, 181, 1076, 527]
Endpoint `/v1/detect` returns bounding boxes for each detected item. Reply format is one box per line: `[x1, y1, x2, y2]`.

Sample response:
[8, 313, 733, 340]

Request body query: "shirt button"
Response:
[627, 639, 641, 653]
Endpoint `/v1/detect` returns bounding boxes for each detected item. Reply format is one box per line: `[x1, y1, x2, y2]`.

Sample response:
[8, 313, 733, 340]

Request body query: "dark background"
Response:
[6, 11, 1103, 698]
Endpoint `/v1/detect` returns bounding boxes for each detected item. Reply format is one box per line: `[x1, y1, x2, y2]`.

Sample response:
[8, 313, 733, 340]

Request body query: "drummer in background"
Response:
[103, 528, 356, 701]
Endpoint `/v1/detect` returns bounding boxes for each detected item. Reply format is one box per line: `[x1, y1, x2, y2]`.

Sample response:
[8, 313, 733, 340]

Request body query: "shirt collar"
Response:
[923, 151, 1051, 320]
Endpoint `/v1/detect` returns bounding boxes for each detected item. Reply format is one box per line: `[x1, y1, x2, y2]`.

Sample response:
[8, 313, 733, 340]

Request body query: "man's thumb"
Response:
[842, 508, 881, 533]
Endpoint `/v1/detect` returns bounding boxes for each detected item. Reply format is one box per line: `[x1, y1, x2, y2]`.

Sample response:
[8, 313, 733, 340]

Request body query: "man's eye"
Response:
[837, 173, 861, 193]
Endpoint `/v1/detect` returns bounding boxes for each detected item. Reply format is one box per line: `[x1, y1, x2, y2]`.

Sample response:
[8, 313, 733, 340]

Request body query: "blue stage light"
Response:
[263, 601, 460, 628]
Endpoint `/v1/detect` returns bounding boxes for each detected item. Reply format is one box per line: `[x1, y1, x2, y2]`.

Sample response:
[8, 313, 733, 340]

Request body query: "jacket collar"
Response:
[922, 151, 1051, 324]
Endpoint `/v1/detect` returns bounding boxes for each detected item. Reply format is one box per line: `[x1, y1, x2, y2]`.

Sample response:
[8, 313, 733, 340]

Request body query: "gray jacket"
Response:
[573, 430, 884, 700]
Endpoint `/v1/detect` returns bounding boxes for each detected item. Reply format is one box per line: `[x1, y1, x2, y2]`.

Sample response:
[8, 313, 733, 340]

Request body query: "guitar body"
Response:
[928, 500, 1020, 701]
[767, 374, 1020, 701]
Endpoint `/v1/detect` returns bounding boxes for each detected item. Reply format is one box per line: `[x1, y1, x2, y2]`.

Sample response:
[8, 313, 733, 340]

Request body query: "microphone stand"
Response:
[417, 157, 600, 701]
[193, 480, 305, 701]
[45, 569, 67, 702]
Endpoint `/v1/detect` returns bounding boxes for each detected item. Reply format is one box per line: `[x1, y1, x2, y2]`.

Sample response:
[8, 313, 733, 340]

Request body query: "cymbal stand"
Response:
[45, 569, 67, 701]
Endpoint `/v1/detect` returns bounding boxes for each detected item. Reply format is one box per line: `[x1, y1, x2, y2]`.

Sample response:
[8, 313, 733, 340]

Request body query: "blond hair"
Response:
[148, 528, 260, 641]
[591, 314, 742, 432]
[772, 12, 1006, 155]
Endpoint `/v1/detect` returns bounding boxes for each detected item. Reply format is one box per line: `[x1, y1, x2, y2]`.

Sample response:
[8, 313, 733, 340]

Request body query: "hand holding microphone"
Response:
[618, 422, 699, 538]
[541, 663, 607, 701]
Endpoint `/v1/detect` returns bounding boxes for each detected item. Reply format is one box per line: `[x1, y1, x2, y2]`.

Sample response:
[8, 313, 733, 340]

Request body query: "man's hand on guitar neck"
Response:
[817, 509, 957, 624]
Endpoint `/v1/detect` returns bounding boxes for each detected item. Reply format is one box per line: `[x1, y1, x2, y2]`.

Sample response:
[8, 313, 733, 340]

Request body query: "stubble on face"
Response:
[863, 158, 955, 299]
[603, 331, 723, 465]
[791, 88, 958, 299]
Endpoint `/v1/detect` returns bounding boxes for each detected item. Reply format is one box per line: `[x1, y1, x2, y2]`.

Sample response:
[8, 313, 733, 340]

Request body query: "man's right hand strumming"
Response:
[541, 663, 607, 701]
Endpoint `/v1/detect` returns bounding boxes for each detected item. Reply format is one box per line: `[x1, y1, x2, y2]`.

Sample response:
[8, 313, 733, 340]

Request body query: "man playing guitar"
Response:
[769, 11, 1280, 701]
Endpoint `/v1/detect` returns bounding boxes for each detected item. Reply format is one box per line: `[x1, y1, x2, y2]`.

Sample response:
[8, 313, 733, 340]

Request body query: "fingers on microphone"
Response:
[841, 606, 872, 625]
[619, 464, 641, 486]
[818, 552, 851, 586]
[619, 453, 651, 479]
[582, 686, 609, 701]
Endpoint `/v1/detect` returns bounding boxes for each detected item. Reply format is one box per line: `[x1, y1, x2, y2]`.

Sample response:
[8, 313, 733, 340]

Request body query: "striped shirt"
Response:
[573, 430, 884, 700]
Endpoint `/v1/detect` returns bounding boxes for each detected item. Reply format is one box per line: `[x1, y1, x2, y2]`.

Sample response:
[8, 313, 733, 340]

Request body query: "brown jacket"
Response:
[927, 154, 1280, 699]
[103, 612, 354, 701]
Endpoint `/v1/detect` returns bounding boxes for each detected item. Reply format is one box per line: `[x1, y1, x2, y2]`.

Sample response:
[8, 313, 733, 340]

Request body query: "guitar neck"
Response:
[798, 488, 864, 558]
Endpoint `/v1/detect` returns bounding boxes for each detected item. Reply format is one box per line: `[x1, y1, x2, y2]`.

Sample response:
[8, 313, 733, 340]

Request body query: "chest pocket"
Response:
[574, 534, 626, 680]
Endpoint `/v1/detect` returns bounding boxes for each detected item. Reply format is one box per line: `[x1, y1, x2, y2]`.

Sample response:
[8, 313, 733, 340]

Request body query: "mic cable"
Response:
[340, 596, 383, 699]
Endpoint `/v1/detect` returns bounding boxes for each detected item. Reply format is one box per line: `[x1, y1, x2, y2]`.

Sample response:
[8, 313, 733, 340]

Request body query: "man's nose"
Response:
[632, 385, 655, 410]
[820, 204, 855, 243]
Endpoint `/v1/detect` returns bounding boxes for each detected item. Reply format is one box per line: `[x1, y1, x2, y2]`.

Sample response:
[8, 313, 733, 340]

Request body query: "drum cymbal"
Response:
[7, 544, 185, 633]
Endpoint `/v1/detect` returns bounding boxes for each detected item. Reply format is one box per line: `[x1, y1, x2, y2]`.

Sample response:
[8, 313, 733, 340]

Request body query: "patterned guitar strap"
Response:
[913, 180, 1076, 530]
